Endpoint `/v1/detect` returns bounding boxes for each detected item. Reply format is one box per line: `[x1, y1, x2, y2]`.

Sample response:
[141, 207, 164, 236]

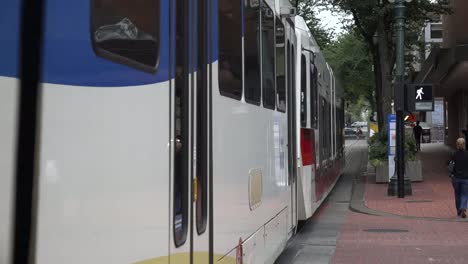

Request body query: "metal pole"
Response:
[395, 0, 406, 198]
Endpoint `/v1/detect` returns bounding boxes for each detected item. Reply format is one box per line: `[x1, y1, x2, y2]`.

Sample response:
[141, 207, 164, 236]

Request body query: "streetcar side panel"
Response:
[213, 0, 291, 262]
[0, 1, 21, 263]
[34, 0, 171, 263]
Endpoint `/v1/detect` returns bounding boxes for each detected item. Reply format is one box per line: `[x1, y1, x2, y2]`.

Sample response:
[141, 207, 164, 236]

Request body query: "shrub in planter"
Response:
[368, 132, 388, 167]
[368, 132, 417, 167]
[404, 134, 417, 162]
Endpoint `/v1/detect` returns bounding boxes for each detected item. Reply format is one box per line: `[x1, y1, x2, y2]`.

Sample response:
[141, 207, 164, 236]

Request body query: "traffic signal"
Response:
[404, 112, 416, 125]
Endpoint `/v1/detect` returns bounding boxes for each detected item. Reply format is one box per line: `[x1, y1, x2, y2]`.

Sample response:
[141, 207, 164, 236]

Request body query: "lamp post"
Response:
[387, 0, 412, 197]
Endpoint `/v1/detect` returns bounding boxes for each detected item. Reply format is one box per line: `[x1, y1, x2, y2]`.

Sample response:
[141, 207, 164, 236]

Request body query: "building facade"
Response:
[415, 0, 468, 147]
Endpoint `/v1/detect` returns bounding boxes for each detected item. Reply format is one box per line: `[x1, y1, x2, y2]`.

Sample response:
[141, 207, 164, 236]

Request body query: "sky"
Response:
[314, 8, 350, 37]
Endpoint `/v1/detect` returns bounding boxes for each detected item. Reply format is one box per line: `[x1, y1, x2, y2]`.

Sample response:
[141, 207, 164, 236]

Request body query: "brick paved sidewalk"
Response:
[332, 212, 468, 264]
[332, 143, 468, 264]
[364, 143, 457, 219]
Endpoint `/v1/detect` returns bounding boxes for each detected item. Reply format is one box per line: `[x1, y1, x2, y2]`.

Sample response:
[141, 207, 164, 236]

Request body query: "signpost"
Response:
[387, 81, 432, 196]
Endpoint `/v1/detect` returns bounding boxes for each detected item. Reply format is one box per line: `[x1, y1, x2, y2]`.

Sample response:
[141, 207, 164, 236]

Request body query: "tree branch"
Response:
[349, 7, 375, 50]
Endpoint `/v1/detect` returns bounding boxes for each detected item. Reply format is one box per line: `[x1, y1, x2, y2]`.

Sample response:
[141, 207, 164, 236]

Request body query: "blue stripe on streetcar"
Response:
[0, 0, 220, 87]
[0, 0, 21, 79]
[40, 0, 171, 87]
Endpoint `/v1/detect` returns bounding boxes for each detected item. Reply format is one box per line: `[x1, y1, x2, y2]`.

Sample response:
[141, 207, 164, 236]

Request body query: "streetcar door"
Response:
[171, 0, 211, 262]
[285, 19, 298, 232]
[192, 0, 211, 263]
[0, 1, 22, 263]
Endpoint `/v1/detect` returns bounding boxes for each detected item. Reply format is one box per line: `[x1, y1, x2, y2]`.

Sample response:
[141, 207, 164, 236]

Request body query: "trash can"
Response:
[422, 128, 431, 143]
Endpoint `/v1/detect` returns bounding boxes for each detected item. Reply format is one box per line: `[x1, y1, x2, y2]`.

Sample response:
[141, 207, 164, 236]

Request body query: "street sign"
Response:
[407, 84, 434, 112]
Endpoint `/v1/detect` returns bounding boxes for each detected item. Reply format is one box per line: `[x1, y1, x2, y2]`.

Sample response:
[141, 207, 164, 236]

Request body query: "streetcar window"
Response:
[324, 100, 331, 159]
[291, 45, 295, 103]
[320, 97, 327, 162]
[336, 105, 342, 154]
[310, 65, 318, 128]
[91, 0, 159, 72]
[275, 19, 286, 112]
[287, 41, 292, 185]
[300, 54, 307, 127]
[244, 1, 261, 105]
[219, 0, 242, 99]
[196, 0, 208, 235]
[324, 100, 328, 159]
[174, 0, 189, 247]
[328, 101, 332, 158]
[336, 106, 340, 153]
[287, 42, 291, 102]
[338, 104, 344, 152]
[261, 1, 275, 110]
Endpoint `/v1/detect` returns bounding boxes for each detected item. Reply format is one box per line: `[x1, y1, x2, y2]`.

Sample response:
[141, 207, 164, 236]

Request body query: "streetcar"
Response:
[0, 0, 344, 263]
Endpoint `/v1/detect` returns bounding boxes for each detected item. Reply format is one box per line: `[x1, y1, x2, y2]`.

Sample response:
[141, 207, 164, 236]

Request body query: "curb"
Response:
[349, 165, 468, 223]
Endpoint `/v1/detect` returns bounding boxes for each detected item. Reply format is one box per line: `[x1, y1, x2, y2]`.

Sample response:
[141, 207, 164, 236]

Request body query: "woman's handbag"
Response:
[448, 160, 455, 178]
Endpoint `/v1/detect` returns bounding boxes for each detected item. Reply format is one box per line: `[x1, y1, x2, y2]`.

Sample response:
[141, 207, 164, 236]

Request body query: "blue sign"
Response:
[388, 114, 396, 156]
[387, 114, 396, 181]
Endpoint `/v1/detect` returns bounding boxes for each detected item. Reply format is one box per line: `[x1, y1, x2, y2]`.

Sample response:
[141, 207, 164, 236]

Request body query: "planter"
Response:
[375, 161, 389, 183]
[406, 160, 422, 182]
[367, 164, 376, 174]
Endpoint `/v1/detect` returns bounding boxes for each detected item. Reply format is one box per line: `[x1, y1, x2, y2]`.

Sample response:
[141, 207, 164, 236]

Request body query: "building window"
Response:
[91, 0, 159, 72]
[430, 24, 443, 39]
[431, 30, 442, 39]
[244, 1, 261, 105]
[219, 0, 242, 99]
[275, 19, 286, 112]
[261, 1, 275, 110]
[300, 55, 307, 127]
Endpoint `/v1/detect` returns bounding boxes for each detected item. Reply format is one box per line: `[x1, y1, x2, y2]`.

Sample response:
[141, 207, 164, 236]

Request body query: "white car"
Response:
[351, 121, 368, 127]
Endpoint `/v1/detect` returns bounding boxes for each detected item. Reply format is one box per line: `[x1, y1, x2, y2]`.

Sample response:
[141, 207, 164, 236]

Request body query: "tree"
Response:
[319, 0, 450, 131]
[296, 0, 334, 49]
[324, 31, 375, 119]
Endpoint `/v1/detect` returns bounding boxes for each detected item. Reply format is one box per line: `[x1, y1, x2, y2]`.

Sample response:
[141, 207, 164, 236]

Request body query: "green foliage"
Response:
[368, 132, 388, 167]
[347, 97, 371, 122]
[368, 131, 417, 167]
[319, 0, 450, 51]
[317, 0, 451, 131]
[323, 31, 374, 108]
[405, 133, 417, 162]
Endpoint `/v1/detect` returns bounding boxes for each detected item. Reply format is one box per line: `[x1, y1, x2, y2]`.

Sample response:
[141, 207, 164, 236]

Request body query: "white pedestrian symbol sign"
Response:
[416, 87, 424, 100]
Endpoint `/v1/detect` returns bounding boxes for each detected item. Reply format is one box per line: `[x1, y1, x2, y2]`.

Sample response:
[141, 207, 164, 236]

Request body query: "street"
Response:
[275, 139, 368, 264]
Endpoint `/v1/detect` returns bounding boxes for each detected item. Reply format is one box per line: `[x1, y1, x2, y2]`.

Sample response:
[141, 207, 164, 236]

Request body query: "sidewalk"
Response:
[364, 143, 456, 219]
[332, 211, 468, 263]
[332, 143, 468, 264]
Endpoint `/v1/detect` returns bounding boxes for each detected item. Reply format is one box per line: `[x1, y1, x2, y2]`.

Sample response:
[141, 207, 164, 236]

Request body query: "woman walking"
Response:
[451, 138, 468, 218]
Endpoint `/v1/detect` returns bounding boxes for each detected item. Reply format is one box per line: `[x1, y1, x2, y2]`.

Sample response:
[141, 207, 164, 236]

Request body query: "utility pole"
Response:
[387, 0, 412, 197]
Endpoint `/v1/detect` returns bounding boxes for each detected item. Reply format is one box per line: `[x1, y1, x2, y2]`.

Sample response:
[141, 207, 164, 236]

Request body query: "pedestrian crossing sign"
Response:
[407, 84, 434, 112]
